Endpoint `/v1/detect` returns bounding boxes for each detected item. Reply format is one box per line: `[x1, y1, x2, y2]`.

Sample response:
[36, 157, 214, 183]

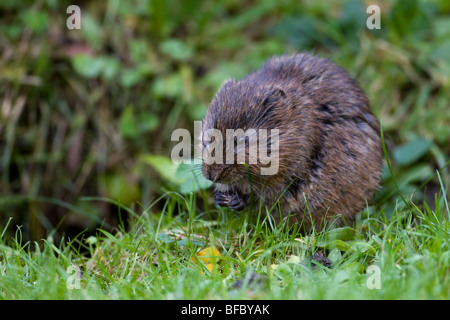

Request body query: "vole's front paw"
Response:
[227, 193, 248, 212]
[214, 191, 230, 207]
[214, 191, 248, 211]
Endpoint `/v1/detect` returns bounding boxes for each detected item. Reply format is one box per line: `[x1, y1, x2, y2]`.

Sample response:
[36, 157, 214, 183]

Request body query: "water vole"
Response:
[201, 53, 383, 232]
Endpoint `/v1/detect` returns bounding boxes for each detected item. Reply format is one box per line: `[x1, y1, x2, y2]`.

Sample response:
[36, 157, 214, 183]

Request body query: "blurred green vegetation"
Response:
[0, 0, 449, 242]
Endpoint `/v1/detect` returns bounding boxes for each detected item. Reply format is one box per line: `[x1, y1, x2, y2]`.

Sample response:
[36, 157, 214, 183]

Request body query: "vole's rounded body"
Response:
[201, 53, 383, 232]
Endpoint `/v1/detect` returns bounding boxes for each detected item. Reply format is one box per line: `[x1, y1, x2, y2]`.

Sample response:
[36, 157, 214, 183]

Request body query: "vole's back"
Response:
[249, 54, 378, 127]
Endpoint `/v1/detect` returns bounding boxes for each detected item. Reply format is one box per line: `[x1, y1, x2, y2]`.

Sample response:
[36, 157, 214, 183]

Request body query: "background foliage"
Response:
[0, 0, 449, 243]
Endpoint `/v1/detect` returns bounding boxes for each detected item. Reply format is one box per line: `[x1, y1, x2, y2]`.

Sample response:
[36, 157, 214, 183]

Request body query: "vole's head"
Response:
[200, 78, 299, 187]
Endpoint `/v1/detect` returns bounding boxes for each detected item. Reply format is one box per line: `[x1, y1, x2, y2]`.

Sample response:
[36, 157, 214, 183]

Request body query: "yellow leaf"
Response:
[205, 263, 217, 273]
[190, 246, 221, 274]
[192, 246, 221, 265]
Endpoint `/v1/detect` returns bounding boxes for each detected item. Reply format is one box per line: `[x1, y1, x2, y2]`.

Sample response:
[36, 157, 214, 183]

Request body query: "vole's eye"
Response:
[233, 137, 243, 153]
[203, 135, 215, 147]
[236, 136, 249, 146]
[234, 136, 250, 155]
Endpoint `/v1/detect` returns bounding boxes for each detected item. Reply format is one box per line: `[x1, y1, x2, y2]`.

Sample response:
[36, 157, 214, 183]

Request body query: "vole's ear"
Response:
[262, 87, 287, 108]
[220, 79, 236, 90]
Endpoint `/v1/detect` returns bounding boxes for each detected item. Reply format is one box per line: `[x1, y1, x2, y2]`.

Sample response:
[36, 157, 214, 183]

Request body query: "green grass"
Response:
[1, 183, 448, 299]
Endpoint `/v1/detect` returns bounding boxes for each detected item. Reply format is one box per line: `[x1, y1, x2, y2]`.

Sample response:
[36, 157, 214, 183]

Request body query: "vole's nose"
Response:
[205, 171, 215, 182]
[202, 165, 214, 182]
[203, 163, 229, 183]
[203, 167, 222, 183]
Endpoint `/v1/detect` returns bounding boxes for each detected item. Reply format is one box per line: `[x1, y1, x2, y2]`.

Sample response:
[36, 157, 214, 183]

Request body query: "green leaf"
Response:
[138, 112, 159, 132]
[21, 10, 48, 34]
[101, 56, 120, 80]
[317, 239, 350, 251]
[327, 248, 342, 263]
[119, 105, 139, 138]
[152, 73, 183, 98]
[287, 255, 301, 264]
[71, 55, 104, 78]
[120, 68, 143, 87]
[432, 40, 450, 62]
[343, 262, 365, 274]
[176, 162, 212, 194]
[157, 233, 204, 247]
[157, 233, 176, 244]
[317, 227, 364, 251]
[335, 270, 351, 283]
[100, 173, 140, 205]
[71, 55, 120, 80]
[80, 14, 102, 50]
[324, 227, 363, 242]
[175, 237, 204, 247]
[350, 242, 377, 255]
[142, 156, 212, 193]
[186, 103, 207, 120]
[160, 39, 193, 61]
[393, 138, 432, 167]
[141, 155, 183, 185]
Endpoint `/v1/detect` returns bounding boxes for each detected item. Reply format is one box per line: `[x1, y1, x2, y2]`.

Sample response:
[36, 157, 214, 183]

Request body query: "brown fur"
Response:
[201, 53, 383, 232]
